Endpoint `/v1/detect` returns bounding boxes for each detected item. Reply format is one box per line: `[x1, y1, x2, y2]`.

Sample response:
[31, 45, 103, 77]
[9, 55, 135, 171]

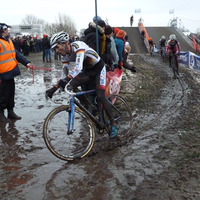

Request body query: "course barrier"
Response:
[179, 51, 200, 72]
[192, 35, 200, 54]
[138, 19, 150, 52]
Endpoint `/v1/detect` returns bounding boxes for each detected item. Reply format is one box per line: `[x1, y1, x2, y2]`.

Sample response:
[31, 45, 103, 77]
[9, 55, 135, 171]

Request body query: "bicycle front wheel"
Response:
[107, 94, 134, 139]
[43, 105, 95, 161]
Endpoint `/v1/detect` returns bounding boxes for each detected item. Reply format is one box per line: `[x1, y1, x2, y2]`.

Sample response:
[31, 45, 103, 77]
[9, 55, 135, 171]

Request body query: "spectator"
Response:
[125, 34, 131, 58]
[101, 25, 114, 71]
[81, 19, 106, 55]
[0, 23, 34, 123]
[42, 34, 51, 62]
[115, 30, 136, 72]
[23, 36, 30, 56]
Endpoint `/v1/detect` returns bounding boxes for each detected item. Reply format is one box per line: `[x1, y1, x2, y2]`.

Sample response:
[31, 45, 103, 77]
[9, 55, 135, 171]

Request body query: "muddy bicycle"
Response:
[160, 46, 167, 61]
[43, 85, 134, 161]
[170, 53, 180, 79]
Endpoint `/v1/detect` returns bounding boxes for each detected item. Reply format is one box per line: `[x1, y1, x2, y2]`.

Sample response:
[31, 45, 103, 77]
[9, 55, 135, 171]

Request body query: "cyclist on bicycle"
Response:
[166, 34, 181, 70]
[46, 31, 118, 138]
[148, 37, 154, 55]
[159, 35, 167, 57]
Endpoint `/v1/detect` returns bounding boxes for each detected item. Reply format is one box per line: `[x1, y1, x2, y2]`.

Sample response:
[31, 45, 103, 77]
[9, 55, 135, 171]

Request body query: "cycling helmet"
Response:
[161, 35, 165, 39]
[50, 31, 70, 49]
[169, 34, 176, 40]
[149, 37, 152, 40]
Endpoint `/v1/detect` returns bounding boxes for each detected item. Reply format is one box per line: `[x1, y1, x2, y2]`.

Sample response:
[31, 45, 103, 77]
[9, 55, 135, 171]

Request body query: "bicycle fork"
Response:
[67, 96, 75, 135]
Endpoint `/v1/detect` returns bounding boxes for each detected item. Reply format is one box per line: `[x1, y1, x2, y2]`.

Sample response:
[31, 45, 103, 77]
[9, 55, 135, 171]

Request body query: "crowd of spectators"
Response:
[11, 35, 42, 55]
[11, 35, 52, 62]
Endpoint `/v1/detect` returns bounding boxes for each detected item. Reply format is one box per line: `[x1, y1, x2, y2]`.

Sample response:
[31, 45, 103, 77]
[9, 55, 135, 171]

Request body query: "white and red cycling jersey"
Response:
[61, 41, 106, 87]
[166, 39, 181, 54]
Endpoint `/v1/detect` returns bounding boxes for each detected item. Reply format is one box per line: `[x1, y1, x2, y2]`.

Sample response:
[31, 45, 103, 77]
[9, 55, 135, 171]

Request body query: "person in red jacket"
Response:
[0, 23, 34, 123]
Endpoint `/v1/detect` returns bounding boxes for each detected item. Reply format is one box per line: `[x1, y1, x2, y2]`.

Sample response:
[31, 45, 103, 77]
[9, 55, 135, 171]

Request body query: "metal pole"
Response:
[95, 0, 99, 54]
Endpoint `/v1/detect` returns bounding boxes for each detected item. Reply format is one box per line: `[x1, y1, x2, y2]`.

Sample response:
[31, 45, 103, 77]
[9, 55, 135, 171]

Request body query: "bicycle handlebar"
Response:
[65, 83, 77, 95]
[64, 83, 96, 96]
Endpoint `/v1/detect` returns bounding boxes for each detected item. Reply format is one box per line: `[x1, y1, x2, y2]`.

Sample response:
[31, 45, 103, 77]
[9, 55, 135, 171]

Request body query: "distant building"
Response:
[9, 24, 43, 38]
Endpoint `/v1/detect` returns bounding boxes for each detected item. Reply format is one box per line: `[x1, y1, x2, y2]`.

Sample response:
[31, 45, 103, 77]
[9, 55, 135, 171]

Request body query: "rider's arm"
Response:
[70, 49, 85, 78]
[57, 49, 85, 89]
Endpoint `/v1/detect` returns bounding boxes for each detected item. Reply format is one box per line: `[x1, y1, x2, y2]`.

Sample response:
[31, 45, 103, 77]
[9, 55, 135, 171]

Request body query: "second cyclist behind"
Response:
[159, 35, 167, 58]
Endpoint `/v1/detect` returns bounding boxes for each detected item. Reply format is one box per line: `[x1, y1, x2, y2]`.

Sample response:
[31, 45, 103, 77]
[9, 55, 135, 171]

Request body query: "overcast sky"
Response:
[1, 0, 200, 33]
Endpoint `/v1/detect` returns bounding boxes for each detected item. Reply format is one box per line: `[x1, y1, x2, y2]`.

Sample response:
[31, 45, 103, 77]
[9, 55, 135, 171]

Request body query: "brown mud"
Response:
[1, 52, 200, 200]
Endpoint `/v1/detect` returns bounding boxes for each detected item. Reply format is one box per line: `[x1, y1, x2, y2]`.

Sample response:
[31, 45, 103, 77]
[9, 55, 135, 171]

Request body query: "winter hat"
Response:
[93, 16, 102, 23]
[105, 25, 112, 35]
[113, 27, 120, 35]
[116, 30, 126, 38]
[97, 20, 106, 28]
[0, 23, 11, 33]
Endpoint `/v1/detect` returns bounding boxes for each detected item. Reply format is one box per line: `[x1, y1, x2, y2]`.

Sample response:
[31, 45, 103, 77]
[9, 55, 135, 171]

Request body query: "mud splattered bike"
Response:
[170, 53, 180, 79]
[43, 85, 134, 161]
[160, 46, 167, 61]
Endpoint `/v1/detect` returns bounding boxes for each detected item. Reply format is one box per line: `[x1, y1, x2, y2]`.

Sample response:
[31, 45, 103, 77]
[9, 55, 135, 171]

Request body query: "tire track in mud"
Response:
[89, 55, 191, 154]
[134, 60, 190, 136]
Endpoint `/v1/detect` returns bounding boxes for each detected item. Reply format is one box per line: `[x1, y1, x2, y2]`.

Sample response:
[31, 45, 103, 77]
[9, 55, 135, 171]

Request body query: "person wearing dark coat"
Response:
[101, 25, 114, 71]
[81, 20, 106, 55]
[0, 23, 34, 123]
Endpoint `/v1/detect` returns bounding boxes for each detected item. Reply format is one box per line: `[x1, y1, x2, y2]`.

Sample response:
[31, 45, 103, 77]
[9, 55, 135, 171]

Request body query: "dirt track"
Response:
[1, 52, 200, 200]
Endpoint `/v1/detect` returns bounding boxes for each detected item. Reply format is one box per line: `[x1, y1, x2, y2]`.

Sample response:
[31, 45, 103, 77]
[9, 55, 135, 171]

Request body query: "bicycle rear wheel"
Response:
[171, 56, 178, 78]
[43, 105, 95, 161]
[107, 94, 134, 139]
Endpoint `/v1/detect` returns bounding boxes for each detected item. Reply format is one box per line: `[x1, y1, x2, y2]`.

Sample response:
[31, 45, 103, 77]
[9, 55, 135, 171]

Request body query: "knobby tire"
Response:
[171, 55, 178, 79]
[43, 105, 95, 161]
[107, 94, 134, 139]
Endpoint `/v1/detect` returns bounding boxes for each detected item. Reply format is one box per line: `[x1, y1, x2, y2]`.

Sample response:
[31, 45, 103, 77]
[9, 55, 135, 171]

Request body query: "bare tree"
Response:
[54, 12, 76, 36]
[21, 13, 77, 37]
[21, 14, 46, 26]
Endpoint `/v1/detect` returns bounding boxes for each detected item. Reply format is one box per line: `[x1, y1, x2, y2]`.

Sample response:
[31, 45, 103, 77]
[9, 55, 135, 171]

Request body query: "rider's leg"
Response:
[168, 50, 172, 67]
[69, 72, 96, 110]
[160, 47, 162, 57]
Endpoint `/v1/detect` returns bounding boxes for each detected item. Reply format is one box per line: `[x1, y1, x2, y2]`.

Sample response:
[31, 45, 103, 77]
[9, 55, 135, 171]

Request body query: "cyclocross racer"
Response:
[159, 35, 167, 57]
[46, 31, 118, 138]
[166, 34, 181, 70]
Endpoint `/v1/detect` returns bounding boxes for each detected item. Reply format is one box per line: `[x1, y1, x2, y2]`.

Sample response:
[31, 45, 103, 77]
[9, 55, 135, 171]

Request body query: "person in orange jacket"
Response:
[0, 23, 34, 123]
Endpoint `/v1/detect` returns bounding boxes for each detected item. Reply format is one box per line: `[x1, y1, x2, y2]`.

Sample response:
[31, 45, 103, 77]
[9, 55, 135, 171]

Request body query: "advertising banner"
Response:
[179, 51, 189, 66]
[179, 51, 200, 73]
[189, 52, 200, 72]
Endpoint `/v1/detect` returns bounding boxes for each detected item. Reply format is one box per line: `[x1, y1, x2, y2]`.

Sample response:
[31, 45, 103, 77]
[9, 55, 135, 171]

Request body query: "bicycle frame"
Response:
[161, 46, 166, 60]
[66, 87, 107, 134]
[65, 84, 126, 136]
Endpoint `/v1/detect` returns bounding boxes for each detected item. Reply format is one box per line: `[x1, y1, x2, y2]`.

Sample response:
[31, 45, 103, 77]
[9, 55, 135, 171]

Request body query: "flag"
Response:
[169, 9, 174, 14]
[135, 9, 141, 14]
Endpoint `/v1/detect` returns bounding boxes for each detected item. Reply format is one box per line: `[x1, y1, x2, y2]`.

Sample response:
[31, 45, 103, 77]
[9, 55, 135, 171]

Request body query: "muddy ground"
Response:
[1, 52, 200, 200]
